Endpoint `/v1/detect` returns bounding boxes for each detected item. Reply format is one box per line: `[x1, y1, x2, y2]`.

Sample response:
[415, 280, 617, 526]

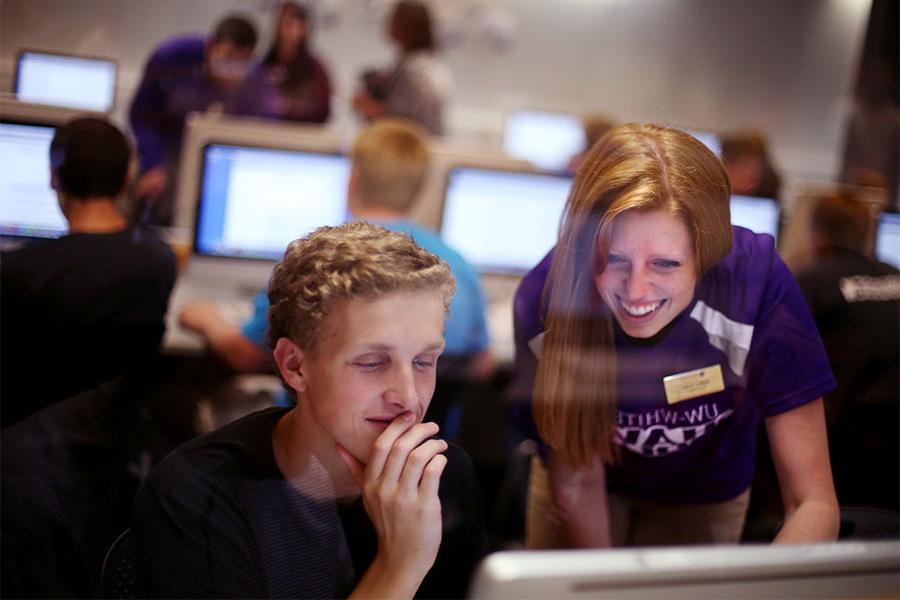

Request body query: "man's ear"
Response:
[273, 337, 308, 393]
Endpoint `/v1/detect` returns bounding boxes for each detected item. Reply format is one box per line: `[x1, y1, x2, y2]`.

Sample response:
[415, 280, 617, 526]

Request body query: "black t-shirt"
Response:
[1, 229, 176, 424]
[132, 407, 485, 599]
[797, 250, 900, 419]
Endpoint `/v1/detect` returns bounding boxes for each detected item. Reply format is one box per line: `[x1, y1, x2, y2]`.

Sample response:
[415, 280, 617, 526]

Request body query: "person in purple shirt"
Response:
[229, 2, 332, 124]
[129, 15, 257, 225]
[511, 123, 839, 548]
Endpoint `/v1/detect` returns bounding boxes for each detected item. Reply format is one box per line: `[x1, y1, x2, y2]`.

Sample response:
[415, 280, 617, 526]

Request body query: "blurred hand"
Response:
[351, 90, 387, 120]
[178, 300, 226, 335]
[134, 166, 168, 200]
[338, 416, 447, 577]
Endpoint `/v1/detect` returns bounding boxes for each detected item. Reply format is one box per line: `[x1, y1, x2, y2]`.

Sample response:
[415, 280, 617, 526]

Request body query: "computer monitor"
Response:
[503, 109, 585, 172]
[469, 541, 900, 599]
[730, 194, 780, 244]
[15, 50, 117, 113]
[0, 121, 67, 240]
[875, 211, 900, 269]
[683, 128, 722, 157]
[440, 165, 572, 276]
[193, 143, 350, 262]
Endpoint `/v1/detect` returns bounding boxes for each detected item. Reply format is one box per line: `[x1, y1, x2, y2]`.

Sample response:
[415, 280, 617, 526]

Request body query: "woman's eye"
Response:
[607, 254, 627, 265]
[654, 259, 681, 269]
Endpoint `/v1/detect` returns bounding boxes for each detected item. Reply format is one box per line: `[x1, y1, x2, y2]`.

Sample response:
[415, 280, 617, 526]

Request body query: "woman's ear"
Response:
[273, 337, 308, 393]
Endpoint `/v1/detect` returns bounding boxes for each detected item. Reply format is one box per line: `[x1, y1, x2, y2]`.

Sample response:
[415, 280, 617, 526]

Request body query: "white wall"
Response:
[0, 0, 872, 188]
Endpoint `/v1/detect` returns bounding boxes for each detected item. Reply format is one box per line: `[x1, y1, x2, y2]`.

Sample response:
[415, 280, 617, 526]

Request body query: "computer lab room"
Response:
[0, 0, 898, 598]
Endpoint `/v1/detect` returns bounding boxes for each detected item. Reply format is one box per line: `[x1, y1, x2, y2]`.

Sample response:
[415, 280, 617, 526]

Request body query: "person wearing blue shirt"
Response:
[180, 118, 493, 386]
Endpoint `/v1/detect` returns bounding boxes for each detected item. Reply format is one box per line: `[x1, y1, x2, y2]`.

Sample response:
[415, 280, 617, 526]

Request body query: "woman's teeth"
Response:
[621, 300, 662, 317]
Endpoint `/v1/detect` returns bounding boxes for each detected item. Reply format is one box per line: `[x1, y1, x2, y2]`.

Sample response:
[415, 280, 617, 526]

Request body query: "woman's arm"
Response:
[766, 398, 840, 544]
[529, 450, 611, 548]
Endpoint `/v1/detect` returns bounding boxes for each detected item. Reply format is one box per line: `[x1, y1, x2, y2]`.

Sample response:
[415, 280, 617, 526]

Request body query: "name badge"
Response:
[663, 364, 725, 405]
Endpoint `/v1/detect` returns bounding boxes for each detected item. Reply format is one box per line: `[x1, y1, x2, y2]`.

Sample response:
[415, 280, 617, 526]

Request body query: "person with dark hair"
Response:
[132, 223, 484, 598]
[796, 193, 899, 510]
[129, 14, 258, 224]
[352, 0, 452, 135]
[0, 117, 176, 425]
[511, 123, 838, 548]
[720, 130, 782, 200]
[230, 2, 331, 123]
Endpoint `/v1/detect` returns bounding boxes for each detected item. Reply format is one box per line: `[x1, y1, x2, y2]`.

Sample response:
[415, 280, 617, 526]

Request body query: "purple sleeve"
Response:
[128, 37, 204, 172]
[745, 250, 836, 416]
[509, 252, 553, 442]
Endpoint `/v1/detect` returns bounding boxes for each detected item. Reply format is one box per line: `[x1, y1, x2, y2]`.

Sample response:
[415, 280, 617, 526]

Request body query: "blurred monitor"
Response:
[193, 143, 350, 262]
[730, 194, 780, 244]
[683, 128, 722, 157]
[875, 211, 900, 269]
[469, 541, 899, 599]
[0, 121, 67, 240]
[440, 165, 572, 275]
[15, 50, 117, 112]
[503, 109, 585, 172]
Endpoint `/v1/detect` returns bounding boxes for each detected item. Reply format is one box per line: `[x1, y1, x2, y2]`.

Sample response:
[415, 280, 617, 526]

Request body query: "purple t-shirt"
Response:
[511, 226, 835, 504]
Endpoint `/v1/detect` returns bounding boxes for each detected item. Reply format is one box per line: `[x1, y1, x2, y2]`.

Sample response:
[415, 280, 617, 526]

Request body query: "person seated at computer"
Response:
[796, 192, 899, 511]
[721, 130, 782, 201]
[179, 118, 492, 384]
[352, 0, 452, 136]
[132, 222, 484, 598]
[510, 123, 839, 548]
[1, 117, 177, 426]
[229, 2, 331, 124]
[129, 14, 257, 225]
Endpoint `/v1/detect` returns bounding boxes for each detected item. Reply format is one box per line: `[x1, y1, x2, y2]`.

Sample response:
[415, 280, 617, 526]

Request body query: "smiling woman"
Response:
[511, 123, 840, 549]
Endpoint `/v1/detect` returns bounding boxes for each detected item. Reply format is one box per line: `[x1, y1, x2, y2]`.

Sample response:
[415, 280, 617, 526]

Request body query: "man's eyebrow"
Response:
[355, 342, 445, 352]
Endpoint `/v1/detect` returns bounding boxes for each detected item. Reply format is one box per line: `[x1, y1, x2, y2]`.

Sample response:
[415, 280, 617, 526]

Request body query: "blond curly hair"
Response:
[267, 222, 455, 353]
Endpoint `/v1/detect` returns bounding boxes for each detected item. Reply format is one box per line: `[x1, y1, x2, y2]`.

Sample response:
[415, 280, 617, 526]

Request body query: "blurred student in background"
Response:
[721, 130, 782, 201]
[796, 192, 899, 511]
[180, 119, 491, 394]
[129, 14, 257, 225]
[0, 117, 176, 425]
[352, 0, 452, 135]
[230, 2, 331, 124]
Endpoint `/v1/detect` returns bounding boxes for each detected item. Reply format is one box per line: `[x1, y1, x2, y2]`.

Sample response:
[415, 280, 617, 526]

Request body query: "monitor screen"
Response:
[0, 122, 67, 239]
[730, 195, 780, 244]
[440, 166, 572, 275]
[15, 51, 116, 112]
[503, 110, 585, 172]
[683, 128, 722, 157]
[875, 212, 900, 269]
[194, 144, 350, 261]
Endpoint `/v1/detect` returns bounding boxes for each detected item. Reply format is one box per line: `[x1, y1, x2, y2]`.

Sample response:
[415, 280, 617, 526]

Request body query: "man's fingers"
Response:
[398, 438, 447, 495]
[366, 412, 416, 482]
[419, 453, 448, 500]
[379, 422, 440, 485]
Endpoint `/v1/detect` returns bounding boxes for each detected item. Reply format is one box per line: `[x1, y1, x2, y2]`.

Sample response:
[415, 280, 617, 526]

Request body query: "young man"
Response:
[180, 118, 492, 381]
[132, 223, 484, 598]
[129, 14, 257, 224]
[0, 117, 176, 424]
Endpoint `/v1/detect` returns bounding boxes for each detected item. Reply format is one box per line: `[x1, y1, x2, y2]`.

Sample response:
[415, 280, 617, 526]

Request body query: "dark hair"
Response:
[811, 191, 870, 253]
[50, 117, 130, 199]
[263, 2, 313, 84]
[211, 14, 258, 49]
[391, 0, 435, 53]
